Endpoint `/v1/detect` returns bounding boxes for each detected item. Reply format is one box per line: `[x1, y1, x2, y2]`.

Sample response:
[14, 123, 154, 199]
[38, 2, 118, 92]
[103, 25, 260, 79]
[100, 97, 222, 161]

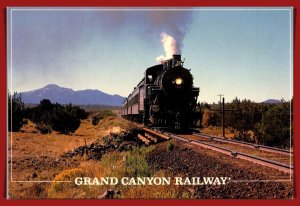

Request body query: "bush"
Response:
[30, 99, 54, 125]
[8, 91, 27, 131]
[29, 99, 88, 134]
[257, 101, 292, 148]
[125, 147, 154, 177]
[48, 168, 86, 197]
[92, 116, 100, 126]
[36, 123, 52, 134]
[201, 98, 292, 148]
[50, 104, 82, 134]
[92, 110, 116, 126]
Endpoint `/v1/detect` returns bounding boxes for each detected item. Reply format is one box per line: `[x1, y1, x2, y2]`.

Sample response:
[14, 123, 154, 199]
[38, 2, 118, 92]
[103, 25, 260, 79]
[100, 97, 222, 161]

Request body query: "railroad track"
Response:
[193, 132, 292, 156]
[165, 132, 293, 174]
[140, 127, 293, 174]
[137, 127, 170, 145]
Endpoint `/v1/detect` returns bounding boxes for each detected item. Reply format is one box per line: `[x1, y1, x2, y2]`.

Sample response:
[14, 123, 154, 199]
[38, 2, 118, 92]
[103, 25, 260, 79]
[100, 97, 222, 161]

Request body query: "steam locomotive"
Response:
[121, 55, 201, 129]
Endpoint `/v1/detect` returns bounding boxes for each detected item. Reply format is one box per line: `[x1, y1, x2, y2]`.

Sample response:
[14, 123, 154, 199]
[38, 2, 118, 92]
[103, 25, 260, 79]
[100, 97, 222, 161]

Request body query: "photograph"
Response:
[7, 7, 294, 199]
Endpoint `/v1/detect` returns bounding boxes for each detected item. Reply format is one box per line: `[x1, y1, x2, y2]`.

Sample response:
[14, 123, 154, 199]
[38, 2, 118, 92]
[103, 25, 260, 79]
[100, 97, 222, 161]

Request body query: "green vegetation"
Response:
[201, 98, 293, 149]
[257, 100, 292, 148]
[47, 146, 155, 198]
[79, 105, 120, 112]
[8, 91, 27, 132]
[28, 99, 88, 134]
[35, 122, 52, 134]
[47, 145, 192, 199]
[92, 110, 117, 125]
[124, 147, 154, 177]
[48, 168, 86, 194]
[8, 89, 291, 149]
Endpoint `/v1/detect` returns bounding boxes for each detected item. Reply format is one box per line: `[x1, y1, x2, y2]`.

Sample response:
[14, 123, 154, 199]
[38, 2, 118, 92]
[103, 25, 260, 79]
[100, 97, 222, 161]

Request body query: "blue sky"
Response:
[7, 8, 293, 103]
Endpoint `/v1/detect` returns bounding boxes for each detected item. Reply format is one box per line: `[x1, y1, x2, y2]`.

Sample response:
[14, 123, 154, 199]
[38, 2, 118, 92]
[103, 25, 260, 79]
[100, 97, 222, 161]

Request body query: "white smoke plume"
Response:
[151, 11, 192, 63]
[91, 10, 193, 63]
[156, 32, 179, 63]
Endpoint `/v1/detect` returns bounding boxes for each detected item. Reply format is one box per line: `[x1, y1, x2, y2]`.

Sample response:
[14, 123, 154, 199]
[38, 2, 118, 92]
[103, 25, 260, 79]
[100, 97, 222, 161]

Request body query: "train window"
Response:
[147, 75, 153, 83]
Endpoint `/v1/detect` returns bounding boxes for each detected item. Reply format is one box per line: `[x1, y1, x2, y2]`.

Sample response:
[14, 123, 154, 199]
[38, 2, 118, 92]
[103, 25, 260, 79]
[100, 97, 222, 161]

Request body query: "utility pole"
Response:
[220, 97, 236, 138]
[222, 98, 225, 137]
[217, 94, 224, 109]
[212, 96, 235, 138]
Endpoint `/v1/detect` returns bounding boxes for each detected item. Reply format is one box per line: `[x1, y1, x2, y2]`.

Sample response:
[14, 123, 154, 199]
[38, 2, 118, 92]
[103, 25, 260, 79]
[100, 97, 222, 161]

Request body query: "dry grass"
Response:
[45, 147, 151, 198]
[120, 170, 194, 199]
[47, 168, 86, 198]
[10, 119, 102, 159]
[8, 115, 140, 198]
[200, 126, 256, 141]
[200, 126, 236, 138]
[8, 114, 193, 199]
[45, 146, 194, 199]
[9, 116, 140, 159]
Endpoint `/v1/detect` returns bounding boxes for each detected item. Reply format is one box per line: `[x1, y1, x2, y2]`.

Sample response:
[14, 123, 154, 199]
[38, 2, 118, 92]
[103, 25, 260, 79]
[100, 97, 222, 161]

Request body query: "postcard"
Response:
[7, 7, 294, 199]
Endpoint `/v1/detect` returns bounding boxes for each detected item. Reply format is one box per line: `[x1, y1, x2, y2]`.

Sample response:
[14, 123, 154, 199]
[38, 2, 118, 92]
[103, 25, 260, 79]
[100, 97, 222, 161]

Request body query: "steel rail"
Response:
[165, 132, 293, 174]
[193, 133, 292, 156]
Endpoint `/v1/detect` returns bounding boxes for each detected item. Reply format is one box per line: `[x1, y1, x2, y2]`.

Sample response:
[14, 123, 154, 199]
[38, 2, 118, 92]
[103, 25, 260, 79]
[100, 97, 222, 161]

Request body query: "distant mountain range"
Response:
[262, 99, 282, 104]
[20, 84, 125, 106]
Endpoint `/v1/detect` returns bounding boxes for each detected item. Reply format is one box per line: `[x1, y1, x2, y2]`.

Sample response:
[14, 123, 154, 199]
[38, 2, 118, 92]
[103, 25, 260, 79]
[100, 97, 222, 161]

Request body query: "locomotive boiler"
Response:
[121, 55, 201, 129]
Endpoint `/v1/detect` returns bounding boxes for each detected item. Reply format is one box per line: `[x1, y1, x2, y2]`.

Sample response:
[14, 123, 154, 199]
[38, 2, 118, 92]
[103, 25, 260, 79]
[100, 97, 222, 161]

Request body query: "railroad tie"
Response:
[137, 134, 151, 145]
[145, 133, 158, 143]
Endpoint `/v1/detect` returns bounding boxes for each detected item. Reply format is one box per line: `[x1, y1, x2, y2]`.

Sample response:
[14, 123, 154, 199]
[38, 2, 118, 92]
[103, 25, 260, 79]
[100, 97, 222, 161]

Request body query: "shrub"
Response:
[29, 99, 54, 125]
[36, 122, 52, 134]
[257, 101, 292, 148]
[48, 168, 86, 197]
[125, 148, 152, 177]
[123, 146, 155, 177]
[50, 104, 82, 134]
[91, 110, 116, 126]
[29, 99, 88, 134]
[92, 116, 100, 126]
[8, 91, 27, 131]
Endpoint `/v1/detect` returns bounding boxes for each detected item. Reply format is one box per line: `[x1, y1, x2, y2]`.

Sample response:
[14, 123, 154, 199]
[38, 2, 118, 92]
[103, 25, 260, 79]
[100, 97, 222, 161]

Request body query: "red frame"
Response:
[0, 0, 299, 205]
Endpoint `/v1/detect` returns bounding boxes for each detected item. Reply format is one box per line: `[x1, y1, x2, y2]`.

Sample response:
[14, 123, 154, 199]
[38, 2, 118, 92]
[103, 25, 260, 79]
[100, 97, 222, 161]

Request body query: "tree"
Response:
[201, 97, 292, 148]
[28, 99, 88, 134]
[8, 91, 27, 131]
[30, 99, 54, 125]
[227, 98, 263, 141]
[257, 101, 292, 148]
[51, 104, 82, 134]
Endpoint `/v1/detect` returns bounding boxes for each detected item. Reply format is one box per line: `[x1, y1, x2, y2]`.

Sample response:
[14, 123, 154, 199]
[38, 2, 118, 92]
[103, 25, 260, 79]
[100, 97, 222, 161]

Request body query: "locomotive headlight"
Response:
[175, 78, 183, 85]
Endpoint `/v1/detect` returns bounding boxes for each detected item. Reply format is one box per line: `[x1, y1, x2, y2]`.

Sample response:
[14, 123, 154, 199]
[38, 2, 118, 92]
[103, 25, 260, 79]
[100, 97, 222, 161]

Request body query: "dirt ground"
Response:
[8, 116, 139, 198]
[147, 140, 293, 199]
[7, 116, 293, 199]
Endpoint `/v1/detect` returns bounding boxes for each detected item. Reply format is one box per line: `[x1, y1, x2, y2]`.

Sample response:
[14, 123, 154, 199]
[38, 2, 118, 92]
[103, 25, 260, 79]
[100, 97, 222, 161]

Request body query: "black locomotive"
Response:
[121, 55, 201, 129]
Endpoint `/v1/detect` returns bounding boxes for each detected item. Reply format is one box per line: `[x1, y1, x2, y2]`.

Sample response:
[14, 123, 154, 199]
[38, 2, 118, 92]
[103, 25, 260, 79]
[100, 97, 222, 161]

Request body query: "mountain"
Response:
[262, 99, 282, 104]
[20, 84, 125, 106]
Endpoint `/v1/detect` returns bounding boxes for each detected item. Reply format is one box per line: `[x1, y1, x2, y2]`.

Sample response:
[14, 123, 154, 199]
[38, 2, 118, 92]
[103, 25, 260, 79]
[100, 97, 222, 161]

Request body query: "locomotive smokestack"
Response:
[173, 54, 181, 62]
[173, 54, 181, 67]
